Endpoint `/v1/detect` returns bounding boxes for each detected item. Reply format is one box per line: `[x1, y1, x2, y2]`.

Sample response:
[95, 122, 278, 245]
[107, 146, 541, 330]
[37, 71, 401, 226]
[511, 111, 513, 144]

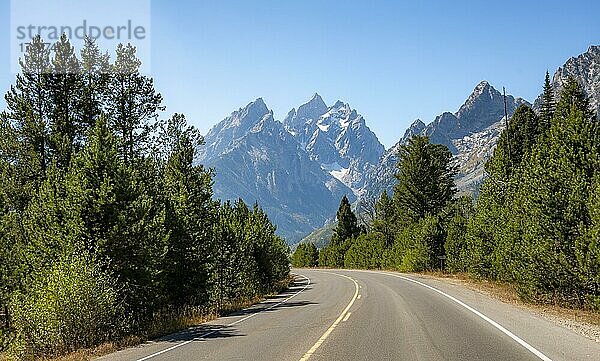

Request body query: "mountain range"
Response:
[198, 45, 600, 244]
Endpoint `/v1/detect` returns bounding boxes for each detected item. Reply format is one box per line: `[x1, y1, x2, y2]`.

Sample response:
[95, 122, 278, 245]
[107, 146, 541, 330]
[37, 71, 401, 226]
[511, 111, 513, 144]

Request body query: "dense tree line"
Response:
[291, 243, 319, 267]
[295, 73, 600, 310]
[462, 76, 600, 308]
[314, 135, 461, 271]
[0, 36, 290, 358]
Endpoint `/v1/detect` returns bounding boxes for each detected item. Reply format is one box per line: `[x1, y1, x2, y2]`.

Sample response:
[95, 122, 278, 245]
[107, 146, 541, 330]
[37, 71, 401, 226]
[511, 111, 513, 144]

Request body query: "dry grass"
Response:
[18, 301, 260, 361]
[415, 271, 600, 328]
[1, 275, 296, 361]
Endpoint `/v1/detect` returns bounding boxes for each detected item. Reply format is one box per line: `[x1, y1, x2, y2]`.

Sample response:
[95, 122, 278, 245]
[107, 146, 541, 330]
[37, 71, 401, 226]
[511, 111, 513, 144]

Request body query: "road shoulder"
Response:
[412, 272, 600, 343]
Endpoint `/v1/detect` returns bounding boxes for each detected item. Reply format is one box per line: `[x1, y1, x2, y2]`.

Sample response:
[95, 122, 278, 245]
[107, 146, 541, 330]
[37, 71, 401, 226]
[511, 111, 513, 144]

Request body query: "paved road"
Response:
[98, 269, 599, 361]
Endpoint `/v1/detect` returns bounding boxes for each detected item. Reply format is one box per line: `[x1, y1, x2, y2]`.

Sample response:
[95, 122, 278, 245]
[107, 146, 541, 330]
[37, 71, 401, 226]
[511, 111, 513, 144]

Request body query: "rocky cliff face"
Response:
[534, 45, 600, 116]
[199, 97, 364, 242]
[362, 81, 527, 200]
[201, 45, 600, 244]
[285, 95, 385, 194]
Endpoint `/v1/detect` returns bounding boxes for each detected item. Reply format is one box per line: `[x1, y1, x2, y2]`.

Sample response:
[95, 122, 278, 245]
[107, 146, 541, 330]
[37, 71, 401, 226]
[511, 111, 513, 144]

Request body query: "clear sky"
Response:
[1, 0, 599, 147]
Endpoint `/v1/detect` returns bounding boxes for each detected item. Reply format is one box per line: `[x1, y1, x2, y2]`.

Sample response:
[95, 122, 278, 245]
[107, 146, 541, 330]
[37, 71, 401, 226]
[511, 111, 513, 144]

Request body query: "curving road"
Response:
[98, 269, 599, 361]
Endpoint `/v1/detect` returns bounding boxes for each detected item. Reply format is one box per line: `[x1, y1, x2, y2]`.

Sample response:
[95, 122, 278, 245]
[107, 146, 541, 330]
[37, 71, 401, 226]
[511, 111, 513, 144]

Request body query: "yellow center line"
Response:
[298, 272, 359, 361]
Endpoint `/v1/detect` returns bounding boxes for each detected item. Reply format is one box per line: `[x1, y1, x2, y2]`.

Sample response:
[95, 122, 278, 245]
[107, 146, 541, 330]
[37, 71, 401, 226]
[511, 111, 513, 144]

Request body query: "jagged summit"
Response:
[456, 80, 502, 118]
[244, 97, 268, 115]
[250, 111, 277, 133]
[310, 92, 324, 102]
[411, 118, 425, 127]
[331, 100, 346, 109]
[284, 93, 328, 130]
[228, 97, 269, 128]
[399, 119, 426, 144]
[534, 45, 600, 116]
[362, 80, 528, 205]
[198, 97, 271, 162]
[198, 45, 600, 245]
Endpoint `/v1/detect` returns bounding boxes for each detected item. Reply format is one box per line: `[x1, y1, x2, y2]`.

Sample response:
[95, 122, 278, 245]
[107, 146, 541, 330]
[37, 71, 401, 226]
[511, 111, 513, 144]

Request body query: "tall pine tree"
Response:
[331, 195, 361, 246]
[393, 135, 456, 223]
[540, 71, 555, 131]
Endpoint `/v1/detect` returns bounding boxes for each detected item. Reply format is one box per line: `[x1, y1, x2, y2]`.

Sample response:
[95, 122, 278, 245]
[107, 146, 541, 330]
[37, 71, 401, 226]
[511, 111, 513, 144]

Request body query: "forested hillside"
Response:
[0, 36, 290, 359]
[299, 74, 600, 310]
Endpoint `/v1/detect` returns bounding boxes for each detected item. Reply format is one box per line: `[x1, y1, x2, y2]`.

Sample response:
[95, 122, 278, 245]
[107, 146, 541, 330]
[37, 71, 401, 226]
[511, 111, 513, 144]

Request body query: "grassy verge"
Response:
[0, 276, 295, 361]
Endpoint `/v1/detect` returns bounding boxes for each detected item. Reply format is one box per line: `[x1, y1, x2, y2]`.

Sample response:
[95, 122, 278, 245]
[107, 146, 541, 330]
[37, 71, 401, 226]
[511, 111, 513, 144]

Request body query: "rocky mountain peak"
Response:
[400, 119, 426, 144]
[284, 93, 328, 130]
[331, 100, 347, 109]
[456, 80, 502, 119]
[198, 97, 270, 162]
[242, 97, 268, 119]
[411, 118, 425, 128]
[547, 45, 600, 115]
[310, 92, 325, 103]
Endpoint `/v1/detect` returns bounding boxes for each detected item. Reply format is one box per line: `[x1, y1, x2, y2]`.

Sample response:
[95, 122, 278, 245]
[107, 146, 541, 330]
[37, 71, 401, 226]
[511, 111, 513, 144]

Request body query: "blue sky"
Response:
[1, 0, 599, 147]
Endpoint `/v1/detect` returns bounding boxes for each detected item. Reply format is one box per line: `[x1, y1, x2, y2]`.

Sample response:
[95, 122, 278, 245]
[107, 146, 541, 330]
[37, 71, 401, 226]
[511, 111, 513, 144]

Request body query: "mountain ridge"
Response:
[199, 45, 599, 244]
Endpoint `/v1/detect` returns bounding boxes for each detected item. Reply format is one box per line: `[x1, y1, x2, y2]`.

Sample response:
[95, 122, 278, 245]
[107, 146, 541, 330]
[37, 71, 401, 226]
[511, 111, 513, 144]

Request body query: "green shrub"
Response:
[393, 216, 442, 272]
[344, 233, 384, 269]
[9, 251, 123, 359]
[292, 243, 319, 267]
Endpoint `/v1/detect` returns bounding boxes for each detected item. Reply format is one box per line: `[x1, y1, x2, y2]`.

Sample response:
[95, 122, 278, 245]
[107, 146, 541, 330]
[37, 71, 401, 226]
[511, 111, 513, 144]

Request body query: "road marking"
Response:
[342, 312, 352, 322]
[357, 294, 362, 299]
[298, 273, 359, 361]
[374, 271, 553, 361]
[136, 274, 311, 361]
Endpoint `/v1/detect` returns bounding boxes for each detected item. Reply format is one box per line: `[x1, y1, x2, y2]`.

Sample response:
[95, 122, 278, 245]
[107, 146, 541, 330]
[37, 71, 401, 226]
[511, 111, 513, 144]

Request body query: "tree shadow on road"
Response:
[227, 300, 317, 318]
[156, 324, 243, 342]
[153, 297, 317, 344]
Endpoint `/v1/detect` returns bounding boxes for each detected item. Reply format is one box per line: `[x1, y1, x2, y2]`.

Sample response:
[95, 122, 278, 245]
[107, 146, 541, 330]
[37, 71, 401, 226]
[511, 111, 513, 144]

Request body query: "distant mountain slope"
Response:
[534, 45, 600, 116]
[202, 45, 600, 246]
[292, 221, 336, 251]
[362, 81, 527, 201]
[199, 98, 358, 243]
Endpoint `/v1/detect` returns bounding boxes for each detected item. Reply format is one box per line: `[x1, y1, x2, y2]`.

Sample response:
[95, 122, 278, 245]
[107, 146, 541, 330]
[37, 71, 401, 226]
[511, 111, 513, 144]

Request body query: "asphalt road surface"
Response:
[98, 269, 600, 361]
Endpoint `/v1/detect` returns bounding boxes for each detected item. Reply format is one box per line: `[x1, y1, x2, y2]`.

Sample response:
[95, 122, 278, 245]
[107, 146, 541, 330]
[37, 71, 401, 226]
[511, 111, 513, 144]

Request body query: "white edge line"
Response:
[298, 272, 359, 361]
[136, 274, 311, 361]
[375, 271, 553, 361]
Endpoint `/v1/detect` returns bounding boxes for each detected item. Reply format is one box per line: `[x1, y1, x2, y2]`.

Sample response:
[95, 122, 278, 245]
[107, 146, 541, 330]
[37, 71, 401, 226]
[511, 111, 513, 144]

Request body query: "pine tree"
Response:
[393, 135, 456, 223]
[540, 71, 555, 131]
[0, 37, 293, 355]
[77, 117, 166, 316]
[76, 116, 121, 254]
[486, 104, 542, 180]
[373, 190, 395, 248]
[320, 195, 361, 268]
[468, 79, 600, 305]
[47, 34, 83, 170]
[292, 243, 319, 267]
[467, 105, 542, 278]
[80, 37, 111, 128]
[107, 44, 164, 165]
[343, 233, 384, 269]
[331, 195, 361, 245]
[554, 77, 595, 122]
[2, 36, 52, 208]
[442, 196, 474, 272]
[161, 114, 215, 306]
